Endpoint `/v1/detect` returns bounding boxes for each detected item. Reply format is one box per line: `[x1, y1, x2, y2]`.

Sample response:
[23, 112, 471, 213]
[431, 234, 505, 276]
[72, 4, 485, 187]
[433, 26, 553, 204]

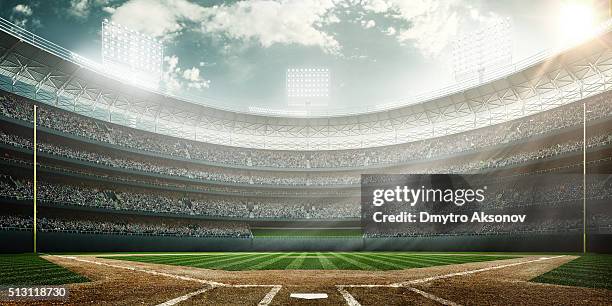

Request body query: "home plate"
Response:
[290, 293, 328, 300]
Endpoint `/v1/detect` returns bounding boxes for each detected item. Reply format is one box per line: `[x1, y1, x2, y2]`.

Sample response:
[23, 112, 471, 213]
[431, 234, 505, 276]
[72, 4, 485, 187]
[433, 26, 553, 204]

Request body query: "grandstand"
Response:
[0, 9, 611, 306]
[0, 16, 610, 253]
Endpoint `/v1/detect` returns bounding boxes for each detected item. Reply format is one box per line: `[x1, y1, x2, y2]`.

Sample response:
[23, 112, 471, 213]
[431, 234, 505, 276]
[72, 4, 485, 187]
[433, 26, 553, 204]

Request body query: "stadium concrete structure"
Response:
[0, 17, 611, 255]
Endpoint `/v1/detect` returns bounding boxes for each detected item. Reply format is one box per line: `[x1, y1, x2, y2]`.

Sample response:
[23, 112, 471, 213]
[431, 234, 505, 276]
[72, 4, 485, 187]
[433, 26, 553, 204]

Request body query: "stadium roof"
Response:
[0, 18, 611, 150]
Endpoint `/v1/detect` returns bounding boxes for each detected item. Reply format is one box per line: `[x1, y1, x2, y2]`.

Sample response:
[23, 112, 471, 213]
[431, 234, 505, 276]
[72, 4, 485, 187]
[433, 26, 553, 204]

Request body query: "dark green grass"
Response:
[101, 252, 518, 271]
[532, 254, 612, 289]
[0, 254, 88, 286]
[251, 229, 363, 237]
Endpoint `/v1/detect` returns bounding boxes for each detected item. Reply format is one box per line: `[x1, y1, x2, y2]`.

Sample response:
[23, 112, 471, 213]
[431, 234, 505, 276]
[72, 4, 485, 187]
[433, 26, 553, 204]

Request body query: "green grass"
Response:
[101, 252, 518, 271]
[0, 254, 89, 286]
[532, 254, 612, 290]
[251, 228, 363, 237]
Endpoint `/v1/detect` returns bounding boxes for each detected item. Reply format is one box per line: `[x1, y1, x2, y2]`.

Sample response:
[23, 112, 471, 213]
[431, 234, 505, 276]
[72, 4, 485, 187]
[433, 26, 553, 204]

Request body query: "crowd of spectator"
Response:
[364, 215, 612, 238]
[1, 127, 610, 186]
[1, 90, 611, 169]
[0, 215, 252, 238]
[2, 212, 610, 238]
[2, 173, 611, 220]
[0, 177, 359, 219]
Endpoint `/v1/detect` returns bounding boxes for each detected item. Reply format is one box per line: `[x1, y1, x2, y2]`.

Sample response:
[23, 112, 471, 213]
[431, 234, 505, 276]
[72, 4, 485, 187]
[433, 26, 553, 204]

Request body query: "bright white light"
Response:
[452, 18, 512, 82]
[101, 20, 163, 89]
[558, 1, 596, 45]
[286, 68, 330, 99]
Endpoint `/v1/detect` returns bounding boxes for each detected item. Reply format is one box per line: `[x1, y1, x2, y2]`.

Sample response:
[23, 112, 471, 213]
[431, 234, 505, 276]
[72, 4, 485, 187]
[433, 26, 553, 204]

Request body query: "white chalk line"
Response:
[337, 285, 460, 306]
[155, 287, 210, 306]
[337, 256, 565, 306]
[57, 255, 566, 306]
[337, 286, 362, 306]
[54, 256, 282, 306]
[54, 255, 225, 286]
[393, 255, 565, 286]
[408, 287, 462, 306]
[258, 285, 282, 306]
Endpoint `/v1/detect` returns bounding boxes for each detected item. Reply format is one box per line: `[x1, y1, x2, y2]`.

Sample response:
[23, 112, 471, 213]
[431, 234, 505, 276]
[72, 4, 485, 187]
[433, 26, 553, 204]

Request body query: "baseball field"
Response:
[1, 252, 611, 305]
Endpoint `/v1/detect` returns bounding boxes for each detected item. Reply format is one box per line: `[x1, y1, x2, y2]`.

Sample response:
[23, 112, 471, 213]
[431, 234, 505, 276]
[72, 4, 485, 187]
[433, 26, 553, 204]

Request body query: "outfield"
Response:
[532, 254, 612, 289]
[0, 254, 88, 286]
[101, 252, 517, 271]
[3, 253, 612, 289]
[1, 253, 611, 305]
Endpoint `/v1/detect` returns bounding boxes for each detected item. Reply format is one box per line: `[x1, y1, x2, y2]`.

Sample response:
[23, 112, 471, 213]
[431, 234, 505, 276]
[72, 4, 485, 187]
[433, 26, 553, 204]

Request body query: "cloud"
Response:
[13, 4, 33, 16]
[361, 0, 461, 58]
[162, 55, 211, 93]
[111, 0, 205, 38]
[68, 0, 92, 19]
[200, 0, 341, 54]
[395, 2, 459, 58]
[10, 4, 37, 29]
[362, 19, 376, 29]
[384, 26, 396, 36]
[363, 0, 390, 13]
[102, 6, 116, 14]
[182, 67, 211, 89]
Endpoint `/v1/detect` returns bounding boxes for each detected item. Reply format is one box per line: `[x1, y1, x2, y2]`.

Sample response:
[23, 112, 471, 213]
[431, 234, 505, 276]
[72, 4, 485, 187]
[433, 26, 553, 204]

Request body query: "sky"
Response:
[0, 0, 608, 112]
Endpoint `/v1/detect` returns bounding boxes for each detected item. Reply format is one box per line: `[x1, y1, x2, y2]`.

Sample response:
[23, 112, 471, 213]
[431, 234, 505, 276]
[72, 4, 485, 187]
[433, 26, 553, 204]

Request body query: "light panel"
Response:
[452, 18, 512, 82]
[101, 19, 163, 89]
[286, 68, 330, 107]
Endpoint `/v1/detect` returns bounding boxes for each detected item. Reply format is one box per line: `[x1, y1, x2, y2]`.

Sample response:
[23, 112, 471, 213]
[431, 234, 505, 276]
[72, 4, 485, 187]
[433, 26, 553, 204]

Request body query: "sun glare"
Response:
[558, 1, 597, 45]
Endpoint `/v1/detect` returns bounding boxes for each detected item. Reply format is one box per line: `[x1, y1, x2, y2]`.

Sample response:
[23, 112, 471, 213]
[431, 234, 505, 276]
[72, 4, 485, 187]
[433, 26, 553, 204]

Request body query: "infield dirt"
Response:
[2, 254, 608, 305]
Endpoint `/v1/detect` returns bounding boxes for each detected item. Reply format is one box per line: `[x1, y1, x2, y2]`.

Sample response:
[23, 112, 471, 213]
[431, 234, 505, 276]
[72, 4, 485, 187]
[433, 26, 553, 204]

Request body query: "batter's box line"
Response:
[337, 285, 460, 306]
[335, 256, 566, 306]
[52, 256, 283, 306]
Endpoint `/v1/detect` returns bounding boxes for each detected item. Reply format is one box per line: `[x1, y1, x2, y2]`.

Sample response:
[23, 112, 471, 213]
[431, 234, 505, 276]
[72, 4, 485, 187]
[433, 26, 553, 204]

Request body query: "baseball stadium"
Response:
[0, 1, 611, 305]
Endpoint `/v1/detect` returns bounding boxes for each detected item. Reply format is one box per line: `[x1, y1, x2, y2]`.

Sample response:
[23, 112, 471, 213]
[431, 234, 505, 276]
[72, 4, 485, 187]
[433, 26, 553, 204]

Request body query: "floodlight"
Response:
[452, 18, 512, 83]
[286, 67, 331, 107]
[101, 20, 164, 89]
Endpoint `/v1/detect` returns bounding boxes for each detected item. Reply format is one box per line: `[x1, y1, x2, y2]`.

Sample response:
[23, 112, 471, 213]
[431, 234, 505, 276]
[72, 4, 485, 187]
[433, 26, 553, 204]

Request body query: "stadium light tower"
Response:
[101, 19, 163, 89]
[286, 68, 330, 108]
[452, 18, 513, 83]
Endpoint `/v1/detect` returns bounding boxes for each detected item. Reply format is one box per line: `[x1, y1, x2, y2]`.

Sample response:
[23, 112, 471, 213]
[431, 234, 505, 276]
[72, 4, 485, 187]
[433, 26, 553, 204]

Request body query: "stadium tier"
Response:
[0, 20, 611, 253]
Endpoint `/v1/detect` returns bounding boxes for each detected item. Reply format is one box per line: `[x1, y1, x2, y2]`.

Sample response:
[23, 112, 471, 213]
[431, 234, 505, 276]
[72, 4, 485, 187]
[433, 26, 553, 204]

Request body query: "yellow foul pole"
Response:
[583, 102, 586, 254]
[33, 105, 37, 254]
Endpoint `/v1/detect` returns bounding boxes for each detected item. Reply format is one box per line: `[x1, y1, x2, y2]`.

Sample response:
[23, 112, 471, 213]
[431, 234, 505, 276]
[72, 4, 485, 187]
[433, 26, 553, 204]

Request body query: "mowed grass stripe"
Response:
[0, 255, 88, 286]
[248, 253, 295, 270]
[286, 253, 308, 269]
[299, 258, 324, 269]
[102, 252, 522, 271]
[1, 270, 86, 283]
[345, 253, 406, 270]
[548, 266, 612, 275]
[317, 252, 337, 269]
[375, 254, 444, 267]
[363, 254, 430, 268]
[1, 266, 70, 276]
[221, 253, 289, 271]
[147, 254, 256, 267]
[329, 253, 376, 270]
[381, 254, 480, 267]
[532, 255, 612, 289]
[107, 253, 259, 268]
[212, 253, 280, 270]
[125, 254, 250, 265]
[262, 257, 297, 270]
[374, 254, 461, 267]
[189, 254, 267, 269]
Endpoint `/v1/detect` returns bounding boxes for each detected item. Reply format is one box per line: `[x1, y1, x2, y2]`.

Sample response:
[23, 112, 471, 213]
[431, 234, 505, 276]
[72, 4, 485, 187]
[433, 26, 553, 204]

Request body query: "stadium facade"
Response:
[0, 19, 611, 252]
